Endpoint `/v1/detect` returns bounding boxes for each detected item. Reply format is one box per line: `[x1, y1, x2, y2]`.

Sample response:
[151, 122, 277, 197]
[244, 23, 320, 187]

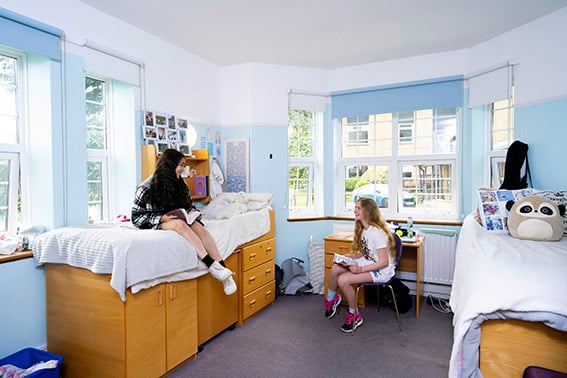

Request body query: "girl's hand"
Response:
[348, 264, 362, 274]
[160, 214, 177, 223]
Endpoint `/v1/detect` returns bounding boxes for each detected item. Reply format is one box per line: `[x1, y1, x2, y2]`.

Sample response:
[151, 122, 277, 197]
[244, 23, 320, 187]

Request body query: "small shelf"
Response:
[141, 144, 210, 203]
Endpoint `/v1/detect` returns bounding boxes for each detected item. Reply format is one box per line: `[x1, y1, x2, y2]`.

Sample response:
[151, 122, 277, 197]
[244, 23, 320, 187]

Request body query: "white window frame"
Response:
[288, 109, 322, 217]
[0, 49, 29, 233]
[338, 109, 460, 220]
[86, 75, 114, 222]
[486, 93, 514, 188]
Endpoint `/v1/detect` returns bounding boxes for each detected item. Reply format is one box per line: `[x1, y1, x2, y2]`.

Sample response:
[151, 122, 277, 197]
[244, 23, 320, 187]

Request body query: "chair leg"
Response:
[376, 286, 381, 312]
[387, 285, 402, 332]
[352, 285, 362, 336]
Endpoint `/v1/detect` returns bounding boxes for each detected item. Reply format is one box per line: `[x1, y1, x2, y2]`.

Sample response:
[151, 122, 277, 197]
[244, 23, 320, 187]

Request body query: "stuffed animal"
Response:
[506, 196, 566, 241]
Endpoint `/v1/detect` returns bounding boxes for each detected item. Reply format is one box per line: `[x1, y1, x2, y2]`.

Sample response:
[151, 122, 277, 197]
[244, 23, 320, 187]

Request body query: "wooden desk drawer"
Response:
[241, 239, 275, 271]
[242, 260, 274, 295]
[325, 253, 335, 268]
[241, 281, 275, 320]
[325, 240, 351, 255]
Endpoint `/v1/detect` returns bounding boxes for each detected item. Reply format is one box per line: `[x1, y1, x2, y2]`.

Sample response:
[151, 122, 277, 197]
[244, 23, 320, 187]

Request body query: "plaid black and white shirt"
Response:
[131, 176, 196, 229]
[131, 176, 163, 229]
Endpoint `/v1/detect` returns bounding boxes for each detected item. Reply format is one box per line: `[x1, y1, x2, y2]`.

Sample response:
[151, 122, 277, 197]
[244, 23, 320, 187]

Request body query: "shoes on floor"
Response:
[222, 275, 237, 295]
[208, 260, 233, 282]
[340, 311, 363, 333]
[325, 294, 342, 318]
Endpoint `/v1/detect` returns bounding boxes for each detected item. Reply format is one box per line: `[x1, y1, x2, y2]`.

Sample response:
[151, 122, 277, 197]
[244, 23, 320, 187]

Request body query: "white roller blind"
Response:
[82, 41, 142, 86]
[288, 91, 328, 112]
[468, 64, 512, 108]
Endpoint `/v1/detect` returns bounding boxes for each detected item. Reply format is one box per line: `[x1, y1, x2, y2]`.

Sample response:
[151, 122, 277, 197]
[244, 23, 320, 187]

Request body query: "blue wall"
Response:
[515, 99, 567, 190]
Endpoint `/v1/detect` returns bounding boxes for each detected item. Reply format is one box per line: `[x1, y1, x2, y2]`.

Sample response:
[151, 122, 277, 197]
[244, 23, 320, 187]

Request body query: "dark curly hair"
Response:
[149, 148, 192, 212]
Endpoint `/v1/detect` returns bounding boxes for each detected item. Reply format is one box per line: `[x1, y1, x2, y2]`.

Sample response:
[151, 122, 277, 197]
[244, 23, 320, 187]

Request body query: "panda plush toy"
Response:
[506, 196, 566, 241]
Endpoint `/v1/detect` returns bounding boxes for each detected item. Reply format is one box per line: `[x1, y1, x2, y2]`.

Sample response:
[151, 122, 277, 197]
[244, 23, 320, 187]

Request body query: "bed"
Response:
[32, 205, 275, 378]
[449, 213, 567, 378]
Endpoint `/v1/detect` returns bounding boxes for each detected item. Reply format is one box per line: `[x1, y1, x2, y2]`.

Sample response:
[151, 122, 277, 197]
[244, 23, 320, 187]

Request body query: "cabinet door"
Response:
[197, 252, 239, 345]
[125, 284, 166, 378]
[166, 280, 198, 370]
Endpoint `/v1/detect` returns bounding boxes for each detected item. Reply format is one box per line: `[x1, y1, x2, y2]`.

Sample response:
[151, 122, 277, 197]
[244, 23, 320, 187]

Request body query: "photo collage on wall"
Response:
[143, 111, 191, 155]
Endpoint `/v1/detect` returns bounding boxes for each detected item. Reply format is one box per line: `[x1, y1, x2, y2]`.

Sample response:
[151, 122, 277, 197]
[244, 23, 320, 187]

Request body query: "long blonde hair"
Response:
[352, 197, 396, 260]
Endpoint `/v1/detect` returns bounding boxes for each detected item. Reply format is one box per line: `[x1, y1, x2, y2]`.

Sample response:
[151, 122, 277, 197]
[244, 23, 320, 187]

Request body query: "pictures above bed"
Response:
[143, 110, 196, 155]
[477, 188, 533, 232]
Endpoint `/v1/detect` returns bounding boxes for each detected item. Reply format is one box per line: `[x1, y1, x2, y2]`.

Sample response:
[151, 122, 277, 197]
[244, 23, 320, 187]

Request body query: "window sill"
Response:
[287, 215, 462, 227]
[0, 250, 33, 264]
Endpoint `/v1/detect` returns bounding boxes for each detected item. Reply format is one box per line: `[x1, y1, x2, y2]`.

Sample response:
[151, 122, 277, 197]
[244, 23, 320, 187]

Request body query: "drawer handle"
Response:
[249, 253, 257, 261]
[265, 290, 272, 298]
[264, 268, 272, 276]
[248, 276, 256, 284]
[266, 247, 272, 253]
[156, 289, 164, 306]
[170, 285, 177, 301]
[249, 299, 257, 308]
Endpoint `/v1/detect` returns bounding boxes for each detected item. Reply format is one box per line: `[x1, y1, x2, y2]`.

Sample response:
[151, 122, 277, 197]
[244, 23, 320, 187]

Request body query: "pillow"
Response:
[531, 190, 567, 236]
[506, 195, 565, 241]
[476, 187, 534, 232]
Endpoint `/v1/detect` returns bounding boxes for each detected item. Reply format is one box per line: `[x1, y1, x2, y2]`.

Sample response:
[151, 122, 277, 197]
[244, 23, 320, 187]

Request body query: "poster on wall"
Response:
[224, 138, 249, 193]
[142, 110, 193, 155]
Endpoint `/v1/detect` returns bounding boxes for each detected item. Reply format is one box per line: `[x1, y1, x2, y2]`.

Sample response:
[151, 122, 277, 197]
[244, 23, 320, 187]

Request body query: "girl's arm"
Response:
[131, 185, 164, 229]
[349, 247, 389, 273]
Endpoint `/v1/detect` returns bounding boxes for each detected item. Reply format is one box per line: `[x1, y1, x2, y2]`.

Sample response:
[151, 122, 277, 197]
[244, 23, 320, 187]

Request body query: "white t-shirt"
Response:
[354, 226, 395, 283]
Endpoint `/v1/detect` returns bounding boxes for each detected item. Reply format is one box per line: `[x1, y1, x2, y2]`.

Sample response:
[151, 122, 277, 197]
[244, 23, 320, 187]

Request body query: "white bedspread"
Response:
[449, 214, 567, 378]
[32, 208, 271, 301]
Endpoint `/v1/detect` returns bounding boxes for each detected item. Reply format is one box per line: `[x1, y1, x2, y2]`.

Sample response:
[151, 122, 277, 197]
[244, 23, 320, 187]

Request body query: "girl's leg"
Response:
[337, 272, 373, 311]
[328, 263, 349, 292]
[190, 222, 224, 261]
[160, 219, 207, 258]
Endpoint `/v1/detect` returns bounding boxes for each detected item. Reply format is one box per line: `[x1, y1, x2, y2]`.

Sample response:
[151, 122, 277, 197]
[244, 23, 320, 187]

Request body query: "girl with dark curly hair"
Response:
[132, 148, 236, 295]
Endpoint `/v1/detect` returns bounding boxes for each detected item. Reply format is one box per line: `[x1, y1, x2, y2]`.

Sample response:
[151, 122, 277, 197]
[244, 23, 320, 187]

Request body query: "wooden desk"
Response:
[324, 231, 424, 317]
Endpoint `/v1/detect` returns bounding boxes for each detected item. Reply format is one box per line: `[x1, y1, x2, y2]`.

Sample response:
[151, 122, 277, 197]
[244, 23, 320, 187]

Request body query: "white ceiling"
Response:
[77, 0, 567, 69]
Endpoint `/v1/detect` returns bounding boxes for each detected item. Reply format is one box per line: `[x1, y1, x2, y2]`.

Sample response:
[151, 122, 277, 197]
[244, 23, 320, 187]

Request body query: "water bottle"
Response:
[407, 217, 414, 239]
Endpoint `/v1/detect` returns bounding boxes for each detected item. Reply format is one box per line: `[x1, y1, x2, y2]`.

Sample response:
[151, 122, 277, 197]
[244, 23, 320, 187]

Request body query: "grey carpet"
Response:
[167, 293, 453, 378]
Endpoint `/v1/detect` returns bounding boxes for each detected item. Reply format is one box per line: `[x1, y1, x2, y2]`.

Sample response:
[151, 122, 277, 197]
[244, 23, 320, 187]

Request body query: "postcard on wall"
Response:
[477, 188, 534, 232]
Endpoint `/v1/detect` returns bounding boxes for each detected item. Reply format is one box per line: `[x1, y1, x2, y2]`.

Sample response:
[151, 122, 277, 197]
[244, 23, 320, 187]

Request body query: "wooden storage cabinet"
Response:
[45, 264, 198, 378]
[238, 231, 276, 325]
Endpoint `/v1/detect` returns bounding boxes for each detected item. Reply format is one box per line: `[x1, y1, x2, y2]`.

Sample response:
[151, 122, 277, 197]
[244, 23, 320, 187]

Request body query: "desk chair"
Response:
[353, 233, 403, 334]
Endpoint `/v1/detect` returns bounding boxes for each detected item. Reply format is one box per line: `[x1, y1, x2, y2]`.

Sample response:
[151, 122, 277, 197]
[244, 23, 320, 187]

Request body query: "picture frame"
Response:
[224, 138, 249, 192]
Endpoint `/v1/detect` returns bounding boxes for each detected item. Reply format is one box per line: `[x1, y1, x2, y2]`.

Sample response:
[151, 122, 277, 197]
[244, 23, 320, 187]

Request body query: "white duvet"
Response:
[449, 214, 567, 377]
[32, 208, 271, 301]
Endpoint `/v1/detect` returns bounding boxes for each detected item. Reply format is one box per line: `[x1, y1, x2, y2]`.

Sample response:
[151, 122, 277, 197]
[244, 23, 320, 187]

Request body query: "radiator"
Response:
[421, 229, 457, 285]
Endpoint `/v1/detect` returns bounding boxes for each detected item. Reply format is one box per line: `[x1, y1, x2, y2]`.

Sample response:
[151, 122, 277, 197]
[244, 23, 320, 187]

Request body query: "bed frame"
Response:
[45, 209, 275, 377]
[479, 319, 567, 377]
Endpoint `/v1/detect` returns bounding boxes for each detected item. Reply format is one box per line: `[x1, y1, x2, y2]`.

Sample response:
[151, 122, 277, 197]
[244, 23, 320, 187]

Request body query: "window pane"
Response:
[86, 77, 107, 150]
[85, 77, 104, 103]
[342, 114, 392, 158]
[400, 108, 456, 155]
[402, 163, 452, 210]
[345, 165, 389, 208]
[491, 92, 514, 151]
[288, 110, 313, 158]
[0, 55, 18, 144]
[87, 161, 103, 221]
[0, 160, 10, 231]
[288, 165, 312, 209]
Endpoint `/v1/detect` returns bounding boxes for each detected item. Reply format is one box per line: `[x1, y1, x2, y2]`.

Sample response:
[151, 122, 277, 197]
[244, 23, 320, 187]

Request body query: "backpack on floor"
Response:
[280, 257, 313, 296]
[378, 278, 412, 314]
